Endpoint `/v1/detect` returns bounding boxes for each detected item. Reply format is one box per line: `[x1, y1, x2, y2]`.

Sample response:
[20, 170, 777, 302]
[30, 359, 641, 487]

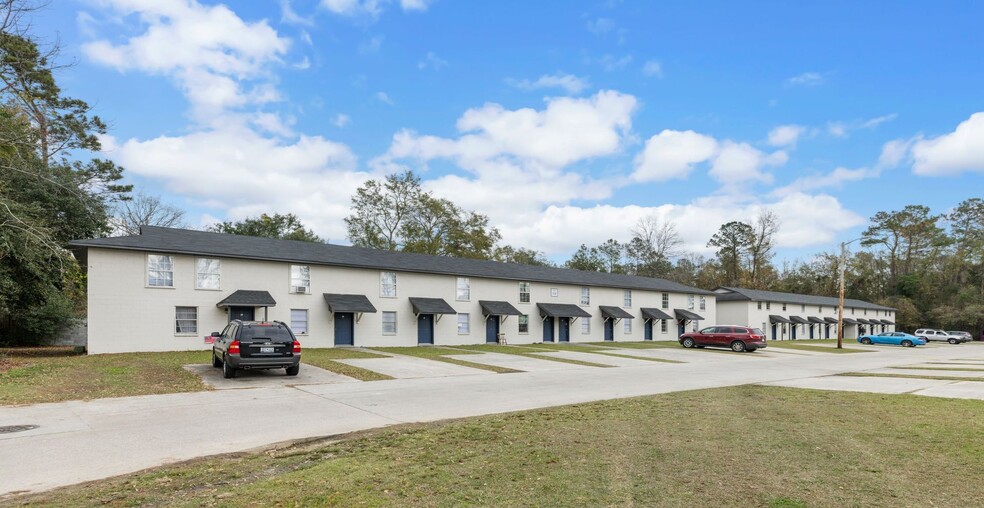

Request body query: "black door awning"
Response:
[479, 300, 522, 317]
[842, 318, 859, 325]
[857, 318, 875, 325]
[217, 290, 276, 308]
[880, 319, 895, 325]
[537, 303, 592, 319]
[599, 305, 633, 320]
[788, 316, 810, 324]
[323, 294, 377, 313]
[640, 307, 674, 321]
[770, 315, 792, 324]
[674, 309, 704, 321]
[409, 297, 457, 315]
[807, 316, 826, 324]
[823, 317, 839, 324]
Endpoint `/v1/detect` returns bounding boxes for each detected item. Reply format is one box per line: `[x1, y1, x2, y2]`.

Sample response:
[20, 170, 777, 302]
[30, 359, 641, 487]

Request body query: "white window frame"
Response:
[518, 314, 529, 334]
[456, 277, 471, 301]
[661, 293, 669, 309]
[580, 287, 590, 306]
[175, 306, 197, 335]
[757, 301, 762, 310]
[766, 302, 771, 310]
[782, 303, 786, 311]
[550, 288, 559, 298]
[623, 289, 632, 308]
[623, 318, 632, 334]
[382, 311, 397, 335]
[290, 309, 309, 335]
[195, 258, 221, 290]
[147, 254, 174, 288]
[699, 296, 706, 311]
[290, 265, 311, 294]
[457, 313, 470, 335]
[660, 319, 668, 333]
[687, 295, 695, 310]
[519, 282, 531, 303]
[581, 317, 590, 334]
[380, 271, 397, 298]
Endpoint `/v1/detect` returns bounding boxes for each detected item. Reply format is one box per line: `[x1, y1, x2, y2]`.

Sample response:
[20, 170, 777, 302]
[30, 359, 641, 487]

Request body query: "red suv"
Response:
[679, 325, 767, 353]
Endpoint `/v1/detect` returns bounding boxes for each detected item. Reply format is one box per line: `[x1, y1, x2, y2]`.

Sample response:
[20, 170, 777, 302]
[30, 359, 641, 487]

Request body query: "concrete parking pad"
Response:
[916, 381, 984, 400]
[336, 356, 493, 379]
[602, 347, 710, 362]
[873, 368, 984, 378]
[184, 364, 358, 389]
[762, 375, 954, 394]
[443, 353, 592, 372]
[530, 350, 655, 367]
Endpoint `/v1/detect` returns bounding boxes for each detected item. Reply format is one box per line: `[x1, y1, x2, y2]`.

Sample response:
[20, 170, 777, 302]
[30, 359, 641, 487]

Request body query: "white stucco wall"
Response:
[85, 248, 717, 354]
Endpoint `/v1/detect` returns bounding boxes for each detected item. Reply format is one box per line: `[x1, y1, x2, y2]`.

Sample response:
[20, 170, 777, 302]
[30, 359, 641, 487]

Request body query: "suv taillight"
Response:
[292, 340, 301, 354]
[228, 340, 240, 354]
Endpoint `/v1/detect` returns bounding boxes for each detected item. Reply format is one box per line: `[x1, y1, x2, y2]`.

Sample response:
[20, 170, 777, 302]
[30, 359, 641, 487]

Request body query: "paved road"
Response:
[1, 343, 982, 498]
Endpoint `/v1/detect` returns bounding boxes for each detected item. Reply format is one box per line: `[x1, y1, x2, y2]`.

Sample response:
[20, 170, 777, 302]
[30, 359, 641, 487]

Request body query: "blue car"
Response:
[858, 332, 926, 347]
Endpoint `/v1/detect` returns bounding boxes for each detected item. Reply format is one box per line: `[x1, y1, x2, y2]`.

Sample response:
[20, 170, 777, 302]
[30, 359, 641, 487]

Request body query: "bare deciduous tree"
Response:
[111, 193, 187, 236]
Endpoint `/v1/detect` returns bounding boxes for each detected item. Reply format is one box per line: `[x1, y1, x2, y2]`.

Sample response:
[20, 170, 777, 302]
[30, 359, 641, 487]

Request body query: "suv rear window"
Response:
[239, 325, 294, 341]
[751, 328, 765, 336]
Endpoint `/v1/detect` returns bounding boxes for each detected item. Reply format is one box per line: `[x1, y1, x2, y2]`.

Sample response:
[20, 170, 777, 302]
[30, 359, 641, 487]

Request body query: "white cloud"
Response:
[417, 51, 448, 70]
[358, 35, 384, 55]
[827, 121, 848, 138]
[861, 113, 898, 129]
[710, 141, 786, 186]
[321, 0, 384, 17]
[785, 72, 824, 86]
[641, 60, 662, 78]
[586, 17, 616, 34]
[772, 166, 880, 197]
[828, 113, 898, 138]
[376, 91, 395, 105]
[586, 53, 633, 71]
[400, 0, 434, 11]
[632, 130, 717, 182]
[82, 0, 290, 125]
[292, 56, 311, 70]
[910, 112, 984, 176]
[506, 73, 590, 95]
[332, 113, 351, 128]
[767, 124, 806, 147]
[280, 0, 314, 25]
[878, 138, 913, 168]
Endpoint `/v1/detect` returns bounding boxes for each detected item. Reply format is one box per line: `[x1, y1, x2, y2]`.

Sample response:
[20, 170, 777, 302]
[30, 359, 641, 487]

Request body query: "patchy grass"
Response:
[838, 372, 984, 382]
[371, 347, 521, 374]
[451, 344, 612, 368]
[0, 349, 211, 406]
[589, 341, 680, 349]
[301, 348, 394, 381]
[13, 385, 984, 507]
[511, 343, 681, 363]
[891, 366, 984, 372]
[766, 342, 870, 354]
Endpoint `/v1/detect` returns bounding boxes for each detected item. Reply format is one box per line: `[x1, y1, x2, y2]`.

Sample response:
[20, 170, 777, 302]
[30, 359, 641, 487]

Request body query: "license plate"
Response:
[260, 347, 274, 353]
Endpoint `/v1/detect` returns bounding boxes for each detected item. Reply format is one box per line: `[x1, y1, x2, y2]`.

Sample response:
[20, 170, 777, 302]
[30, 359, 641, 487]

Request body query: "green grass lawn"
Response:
[13, 385, 984, 507]
[451, 344, 613, 368]
[370, 346, 521, 374]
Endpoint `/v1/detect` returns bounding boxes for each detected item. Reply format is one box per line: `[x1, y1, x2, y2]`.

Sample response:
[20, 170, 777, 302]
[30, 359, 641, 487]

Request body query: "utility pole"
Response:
[837, 241, 846, 350]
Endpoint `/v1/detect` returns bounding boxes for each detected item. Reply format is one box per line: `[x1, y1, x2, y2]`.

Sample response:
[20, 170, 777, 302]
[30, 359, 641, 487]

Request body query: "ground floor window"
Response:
[660, 319, 667, 333]
[457, 313, 470, 334]
[623, 319, 632, 334]
[582, 318, 590, 334]
[382, 312, 397, 335]
[518, 314, 529, 334]
[291, 309, 308, 334]
[175, 307, 198, 334]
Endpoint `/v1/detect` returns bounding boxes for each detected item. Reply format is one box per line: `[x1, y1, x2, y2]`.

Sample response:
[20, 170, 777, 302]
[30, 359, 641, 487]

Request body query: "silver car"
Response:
[947, 331, 974, 342]
[915, 329, 970, 344]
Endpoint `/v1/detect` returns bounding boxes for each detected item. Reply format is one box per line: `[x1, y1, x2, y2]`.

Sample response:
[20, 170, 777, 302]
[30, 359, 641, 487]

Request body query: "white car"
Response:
[914, 329, 970, 344]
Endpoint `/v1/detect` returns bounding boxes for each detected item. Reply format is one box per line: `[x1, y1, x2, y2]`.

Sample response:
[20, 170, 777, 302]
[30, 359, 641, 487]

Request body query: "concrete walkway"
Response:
[1, 344, 983, 498]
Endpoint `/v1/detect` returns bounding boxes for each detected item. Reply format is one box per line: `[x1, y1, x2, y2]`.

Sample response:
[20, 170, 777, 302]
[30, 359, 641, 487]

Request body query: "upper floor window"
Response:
[699, 296, 706, 311]
[757, 301, 762, 310]
[147, 255, 174, 287]
[662, 293, 669, 309]
[781, 303, 787, 311]
[380, 271, 397, 297]
[456, 277, 471, 301]
[290, 265, 310, 294]
[195, 258, 221, 290]
[687, 295, 695, 310]
[519, 282, 531, 303]
[851, 308, 855, 315]
[818, 306, 823, 312]
[580, 287, 590, 305]
[801, 304, 806, 312]
[623, 289, 632, 308]
[766, 302, 771, 310]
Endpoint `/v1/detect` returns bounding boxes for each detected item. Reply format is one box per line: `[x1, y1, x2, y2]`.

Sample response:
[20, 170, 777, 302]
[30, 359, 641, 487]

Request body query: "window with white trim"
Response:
[582, 317, 590, 334]
[456, 277, 470, 301]
[757, 301, 762, 310]
[518, 314, 529, 334]
[699, 296, 706, 311]
[623, 289, 632, 307]
[380, 271, 397, 297]
[623, 319, 632, 334]
[662, 293, 669, 309]
[457, 313, 470, 334]
[147, 255, 174, 287]
[687, 295, 695, 310]
[766, 302, 771, 310]
[580, 287, 590, 305]
[519, 282, 531, 303]
[195, 258, 221, 290]
[782, 303, 786, 311]
[801, 304, 806, 312]
[660, 319, 667, 333]
[290, 265, 310, 294]
[550, 288, 559, 297]
[382, 312, 397, 335]
[290, 309, 308, 334]
[175, 306, 197, 334]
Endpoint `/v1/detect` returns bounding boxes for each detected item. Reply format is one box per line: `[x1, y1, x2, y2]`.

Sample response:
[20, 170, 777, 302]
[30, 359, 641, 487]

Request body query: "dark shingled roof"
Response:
[713, 286, 894, 311]
[674, 309, 704, 321]
[807, 316, 826, 324]
[599, 305, 634, 320]
[323, 294, 377, 313]
[69, 226, 714, 295]
[537, 303, 592, 319]
[479, 300, 522, 316]
[216, 290, 276, 307]
[409, 297, 457, 315]
[769, 315, 792, 324]
[640, 308, 673, 321]
[789, 316, 810, 324]
[880, 319, 896, 325]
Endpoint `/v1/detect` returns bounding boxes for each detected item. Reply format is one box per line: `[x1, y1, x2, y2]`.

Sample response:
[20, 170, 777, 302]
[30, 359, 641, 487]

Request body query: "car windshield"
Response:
[240, 325, 293, 341]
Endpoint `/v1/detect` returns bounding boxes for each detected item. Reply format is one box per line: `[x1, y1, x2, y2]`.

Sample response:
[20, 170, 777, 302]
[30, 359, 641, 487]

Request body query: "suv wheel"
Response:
[212, 352, 222, 368]
[285, 364, 300, 376]
[948, 338, 957, 344]
[222, 356, 237, 379]
[681, 337, 695, 348]
[901, 340, 913, 347]
[731, 341, 746, 353]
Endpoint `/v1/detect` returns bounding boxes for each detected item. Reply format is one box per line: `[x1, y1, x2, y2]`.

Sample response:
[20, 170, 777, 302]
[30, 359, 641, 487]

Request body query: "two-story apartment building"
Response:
[713, 287, 896, 341]
[70, 227, 716, 354]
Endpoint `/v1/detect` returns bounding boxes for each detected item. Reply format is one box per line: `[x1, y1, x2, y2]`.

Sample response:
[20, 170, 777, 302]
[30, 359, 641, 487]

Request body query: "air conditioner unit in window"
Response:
[293, 286, 308, 294]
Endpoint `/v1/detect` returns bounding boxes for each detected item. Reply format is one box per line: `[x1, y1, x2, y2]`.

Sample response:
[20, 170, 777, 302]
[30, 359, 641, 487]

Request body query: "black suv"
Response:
[211, 320, 301, 379]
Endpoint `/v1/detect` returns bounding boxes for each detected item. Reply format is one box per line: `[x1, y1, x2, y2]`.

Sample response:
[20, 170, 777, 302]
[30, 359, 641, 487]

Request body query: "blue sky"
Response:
[36, 1, 984, 262]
